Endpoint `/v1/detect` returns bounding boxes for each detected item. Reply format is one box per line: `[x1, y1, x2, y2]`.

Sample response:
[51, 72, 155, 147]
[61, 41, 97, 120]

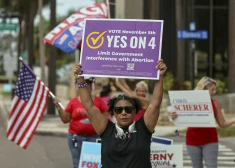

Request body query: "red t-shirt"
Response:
[134, 109, 146, 121]
[186, 100, 218, 145]
[65, 97, 108, 135]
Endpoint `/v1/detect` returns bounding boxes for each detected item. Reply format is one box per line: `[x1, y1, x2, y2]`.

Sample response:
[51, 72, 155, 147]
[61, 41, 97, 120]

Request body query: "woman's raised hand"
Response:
[156, 59, 167, 76]
[171, 112, 178, 120]
[74, 64, 83, 79]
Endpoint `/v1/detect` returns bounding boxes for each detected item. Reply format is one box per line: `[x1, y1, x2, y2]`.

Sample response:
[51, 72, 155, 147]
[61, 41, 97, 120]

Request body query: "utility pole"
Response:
[38, 0, 45, 83]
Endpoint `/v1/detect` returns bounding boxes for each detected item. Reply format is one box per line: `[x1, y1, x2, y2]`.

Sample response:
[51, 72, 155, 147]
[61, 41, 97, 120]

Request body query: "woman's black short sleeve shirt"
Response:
[100, 117, 152, 168]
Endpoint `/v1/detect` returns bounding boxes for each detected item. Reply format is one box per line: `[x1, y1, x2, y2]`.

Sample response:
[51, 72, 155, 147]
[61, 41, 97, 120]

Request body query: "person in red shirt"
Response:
[170, 76, 235, 168]
[100, 79, 117, 121]
[115, 79, 149, 121]
[53, 77, 108, 168]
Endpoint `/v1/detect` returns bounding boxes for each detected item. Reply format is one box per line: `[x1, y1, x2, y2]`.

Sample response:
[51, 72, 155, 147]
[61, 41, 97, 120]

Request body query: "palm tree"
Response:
[0, 0, 9, 8]
[1, 0, 49, 69]
[7, 0, 38, 68]
[228, 0, 235, 93]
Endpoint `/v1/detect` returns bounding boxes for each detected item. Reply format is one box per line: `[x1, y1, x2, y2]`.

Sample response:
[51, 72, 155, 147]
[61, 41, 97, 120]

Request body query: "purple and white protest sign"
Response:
[80, 19, 163, 79]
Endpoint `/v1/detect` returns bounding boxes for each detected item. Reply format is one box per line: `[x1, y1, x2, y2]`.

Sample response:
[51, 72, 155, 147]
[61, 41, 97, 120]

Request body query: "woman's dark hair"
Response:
[107, 94, 142, 115]
[100, 84, 111, 97]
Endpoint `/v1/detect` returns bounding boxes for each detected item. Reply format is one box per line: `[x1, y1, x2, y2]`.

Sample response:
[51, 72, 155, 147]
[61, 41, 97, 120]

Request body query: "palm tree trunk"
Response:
[228, 0, 235, 93]
[27, 1, 38, 68]
[47, 0, 57, 115]
[17, 16, 22, 75]
[0, 0, 9, 7]
[38, 0, 45, 83]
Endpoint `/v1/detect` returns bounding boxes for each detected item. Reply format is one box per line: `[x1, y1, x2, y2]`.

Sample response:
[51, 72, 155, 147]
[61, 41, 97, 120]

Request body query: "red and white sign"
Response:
[151, 145, 183, 168]
[168, 90, 216, 127]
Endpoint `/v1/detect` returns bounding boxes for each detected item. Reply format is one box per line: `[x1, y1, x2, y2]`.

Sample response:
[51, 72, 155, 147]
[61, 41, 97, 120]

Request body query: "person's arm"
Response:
[103, 112, 110, 118]
[144, 59, 167, 132]
[115, 79, 149, 109]
[115, 78, 135, 97]
[74, 65, 108, 135]
[138, 97, 149, 109]
[53, 98, 71, 123]
[99, 98, 109, 118]
[214, 100, 235, 128]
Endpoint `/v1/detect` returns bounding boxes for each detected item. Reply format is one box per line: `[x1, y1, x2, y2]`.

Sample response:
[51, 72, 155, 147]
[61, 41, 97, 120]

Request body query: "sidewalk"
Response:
[0, 94, 69, 137]
[0, 94, 179, 137]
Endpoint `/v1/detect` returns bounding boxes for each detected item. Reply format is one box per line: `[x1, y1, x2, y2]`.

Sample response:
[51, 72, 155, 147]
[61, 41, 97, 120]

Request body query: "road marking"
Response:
[184, 160, 235, 165]
[181, 142, 235, 167]
[184, 156, 235, 160]
[219, 152, 235, 155]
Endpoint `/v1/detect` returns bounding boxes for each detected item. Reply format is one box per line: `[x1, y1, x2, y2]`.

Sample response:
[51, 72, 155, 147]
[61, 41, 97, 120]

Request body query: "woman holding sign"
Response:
[171, 76, 235, 168]
[74, 59, 167, 168]
[115, 79, 149, 121]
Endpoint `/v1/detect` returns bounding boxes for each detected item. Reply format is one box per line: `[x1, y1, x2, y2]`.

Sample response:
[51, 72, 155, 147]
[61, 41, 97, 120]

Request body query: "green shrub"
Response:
[184, 79, 228, 94]
[163, 72, 191, 93]
[215, 79, 228, 94]
[162, 73, 228, 94]
[217, 126, 235, 137]
[163, 72, 174, 94]
[179, 127, 235, 137]
[1, 91, 11, 96]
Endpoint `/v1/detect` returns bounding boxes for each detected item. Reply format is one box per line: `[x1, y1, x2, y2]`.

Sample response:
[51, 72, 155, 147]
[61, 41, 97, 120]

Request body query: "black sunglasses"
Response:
[113, 106, 134, 114]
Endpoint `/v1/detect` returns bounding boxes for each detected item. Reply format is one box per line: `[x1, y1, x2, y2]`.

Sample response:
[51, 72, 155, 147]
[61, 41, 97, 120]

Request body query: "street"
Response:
[0, 123, 72, 168]
[1, 110, 235, 168]
[1, 127, 235, 168]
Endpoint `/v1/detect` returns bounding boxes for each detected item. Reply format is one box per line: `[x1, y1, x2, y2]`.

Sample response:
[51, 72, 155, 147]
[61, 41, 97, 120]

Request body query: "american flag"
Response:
[6, 60, 49, 149]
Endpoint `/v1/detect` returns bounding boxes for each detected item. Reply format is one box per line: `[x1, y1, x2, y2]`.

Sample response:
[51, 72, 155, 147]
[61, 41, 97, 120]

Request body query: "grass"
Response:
[1, 91, 11, 96]
[0, 75, 8, 80]
[0, 83, 12, 96]
[217, 126, 235, 137]
[0, 75, 16, 81]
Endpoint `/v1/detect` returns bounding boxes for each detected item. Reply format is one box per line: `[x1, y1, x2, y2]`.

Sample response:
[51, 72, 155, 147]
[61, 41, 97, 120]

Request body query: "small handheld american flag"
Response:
[6, 60, 50, 149]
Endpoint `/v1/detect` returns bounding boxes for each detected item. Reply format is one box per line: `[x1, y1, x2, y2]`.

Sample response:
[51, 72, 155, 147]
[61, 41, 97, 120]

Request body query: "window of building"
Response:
[195, 0, 210, 6]
[214, 0, 228, 6]
[194, 0, 228, 79]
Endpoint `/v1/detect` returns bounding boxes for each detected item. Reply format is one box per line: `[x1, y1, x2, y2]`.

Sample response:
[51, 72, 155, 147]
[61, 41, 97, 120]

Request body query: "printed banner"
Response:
[79, 142, 101, 168]
[79, 141, 180, 168]
[80, 19, 163, 79]
[168, 90, 216, 127]
[151, 145, 183, 168]
[43, 3, 108, 54]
